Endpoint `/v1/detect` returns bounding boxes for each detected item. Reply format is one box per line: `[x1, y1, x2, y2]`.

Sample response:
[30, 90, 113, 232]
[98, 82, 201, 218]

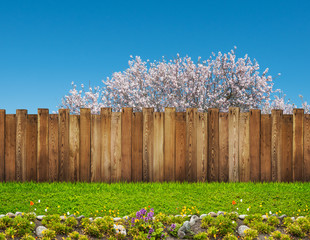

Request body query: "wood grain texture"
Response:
[91, 115, 101, 182]
[48, 114, 59, 181]
[0, 110, 5, 181]
[80, 109, 91, 182]
[153, 112, 164, 182]
[26, 115, 37, 181]
[111, 112, 122, 182]
[186, 108, 197, 182]
[121, 108, 132, 182]
[303, 114, 310, 182]
[229, 107, 239, 182]
[208, 108, 219, 182]
[261, 114, 272, 182]
[249, 109, 261, 182]
[271, 110, 283, 181]
[101, 108, 111, 183]
[37, 109, 49, 182]
[239, 112, 250, 182]
[69, 115, 80, 181]
[5, 114, 16, 181]
[16, 109, 27, 181]
[142, 108, 154, 182]
[197, 112, 207, 182]
[132, 112, 143, 182]
[175, 112, 186, 182]
[58, 109, 69, 181]
[282, 115, 293, 182]
[164, 108, 176, 182]
[293, 109, 304, 181]
[219, 112, 229, 182]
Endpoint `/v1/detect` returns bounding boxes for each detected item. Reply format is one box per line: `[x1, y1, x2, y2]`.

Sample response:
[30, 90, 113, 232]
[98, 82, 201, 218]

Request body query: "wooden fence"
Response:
[0, 108, 309, 182]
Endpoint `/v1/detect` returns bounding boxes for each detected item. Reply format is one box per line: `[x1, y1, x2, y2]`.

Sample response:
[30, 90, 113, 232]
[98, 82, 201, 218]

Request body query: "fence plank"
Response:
[111, 112, 122, 182]
[239, 112, 250, 182]
[176, 112, 186, 182]
[91, 115, 101, 182]
[261, 115, 272, 182]
[121, 108, 132, 182]
[250, 109, 261, 181]
[219, 112, 229, 182]
[229, 107, 240, 182]
[153, 112, 164, 182]
[293, 109, 304, 181]
[304, 114, 310, 182]
[49, 114, 59, 181]
[26, 115, 37, 181]
[37, 109, 49, 182]
[165, 108, 176, 182]
[5, 114, 16, 181]
[80, 109, 91, 182]
[0, 110, 5, 182]
[186, 108, 197, 182]
[101, 108, 111, 183]
[282, 115, 293, 182]
[59, 109, 69, 181]
[271, 110, 283, 181]
[132, 112, 143, 182]
[69, 115, 79, 181]
[16, 109, 27, 181]
[197, 112, 207, 182]
[208, 108, 219, 182]
[142, 108, 154, 182]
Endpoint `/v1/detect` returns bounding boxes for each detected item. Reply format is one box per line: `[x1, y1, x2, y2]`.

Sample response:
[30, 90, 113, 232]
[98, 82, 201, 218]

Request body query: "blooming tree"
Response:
[59, 48, 309, 114]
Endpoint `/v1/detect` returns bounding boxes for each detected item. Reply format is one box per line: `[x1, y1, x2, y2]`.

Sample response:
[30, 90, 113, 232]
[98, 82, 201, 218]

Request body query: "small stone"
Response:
[199, 214, 208, 219]
[278, 214, 287, 220]
[15, 212, 23, 216]
[297, 216, 305, 220]
[238, 225, 250, 237]
[217, 211, 225, 216]
[152, 217, 156, 221]
[60, 216, 66, 221]
[0, 214, 6, 218]
[36, 215, 45, 221]
[291, 217, 295, 221]
[262, 215, 268, 220]
[113, 217, 122, 221]
[6, 212, 16, 218]
[208, 212, 217, 217]
[89, 217, 93, 222]
[76, 215, 85, 221]
[183, 221, 191, 231]
[36, 226, 47, 237]
[190, 215, 199, 226]
[239, 214, 248, 220]
[187, 214, 192, 218]
[69, 214, 76, 218]
[177, 230, 186, 239]
[95, 217, 102, 220]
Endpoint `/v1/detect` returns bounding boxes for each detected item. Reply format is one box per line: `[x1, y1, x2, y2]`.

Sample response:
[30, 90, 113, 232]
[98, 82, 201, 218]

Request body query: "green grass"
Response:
[0, 182, 309, 217]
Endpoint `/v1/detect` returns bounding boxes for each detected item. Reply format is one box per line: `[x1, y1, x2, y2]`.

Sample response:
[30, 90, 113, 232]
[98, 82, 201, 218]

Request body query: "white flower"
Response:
[269, 211, 272, 214]
[236, 208, 239, 210]
[240, 199, 243, 202]
[45, 208, 47, 212]
[38, 200, 40, 203]
[34, 208, 36, 211]
[30, 222, 33, 225]
[247, 208, 250, 211]
[232, 221, 235, 224]
[67, 212, 70, 215]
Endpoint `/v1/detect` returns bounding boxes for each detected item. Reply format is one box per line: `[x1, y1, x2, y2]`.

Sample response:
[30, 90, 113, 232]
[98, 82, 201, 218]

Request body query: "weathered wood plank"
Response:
[37, 109, 49, 182]
[282, 115, 293, 182]
[101, 108, 111, 183]
[111, 112, 122, 182]
[80, 108, 91, 182]
[186, 108, 197, 182]
[48, 114, 59, 181]
[250, 109, 261, 182]
[153, 112, 164, 182]
[91, 114, 101, 182]
[165, 108, 176, 182]
[208, 108, 219, 182]
[142, 108, 154, 182]
[69, 115, 79, 181]
[261, 114, 272, 182]
[0, 110, 4, 182]
[197, 112, 207, 182]
[5, 114, 16, 181]
[121, 108, 132, 182]
[175, 112, 186, 182]
[293, 109, 304, 181]
[229, 107, 240, 182]
[239, 112, 250, 182]
[271, 109, 283, 181]
[16, 109, 27, 181]
[132, 112, 143, 182]
[58, 109, 69, 181]
[303, 114, 310, 182]
[219, 112, 229, 182]
[26, 115, 37, 181]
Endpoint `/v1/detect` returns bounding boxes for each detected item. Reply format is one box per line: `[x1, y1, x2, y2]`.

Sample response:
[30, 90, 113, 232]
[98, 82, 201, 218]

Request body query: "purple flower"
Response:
[147, 212, 154, 218]
[145, 217, 149, 222]
[171, 223, 176, 229]
[147, 235, 151, 239]
[140, 208, 147, 215]
[131, 218, 135, 224]
[150, 208, 154, 212]
[149, 228, 154, 234]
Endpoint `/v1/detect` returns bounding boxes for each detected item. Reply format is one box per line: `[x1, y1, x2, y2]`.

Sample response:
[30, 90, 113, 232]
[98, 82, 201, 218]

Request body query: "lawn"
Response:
[0, 182, 309, 218]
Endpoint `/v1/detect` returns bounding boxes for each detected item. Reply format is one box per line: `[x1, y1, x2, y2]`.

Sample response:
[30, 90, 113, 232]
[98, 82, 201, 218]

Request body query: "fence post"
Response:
[48, 114, 59, 181]
[165, 107, 176, 182]
[229, 107, 240, 182]
[131, 111, 143, 182]
[239, 112, 250, 182]
[271, 109, 283, 182]
[80, 108, 91, 182]
[282, 114, 293, 182]
[16, 109, 27, 182]
[121, 108, 132, 182]
[59, 109, 70, 181]
[101, 108, 112, 183]
[175, 112, 186, 182]
[0, 110, 5, 181]
[219, 112, 229, 182]
[250, 109, 261, 182]
[37, 109, 49, 182]
[153, 111, 164, 182]
[208, 108, 219, 182]
[197, 112, 207, 182]
[293, 108, 304, 181]
[303, 113, 310, 182]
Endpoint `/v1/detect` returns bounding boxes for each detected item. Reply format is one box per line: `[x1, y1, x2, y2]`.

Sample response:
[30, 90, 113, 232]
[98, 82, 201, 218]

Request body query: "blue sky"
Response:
[0, 0, 309, 113]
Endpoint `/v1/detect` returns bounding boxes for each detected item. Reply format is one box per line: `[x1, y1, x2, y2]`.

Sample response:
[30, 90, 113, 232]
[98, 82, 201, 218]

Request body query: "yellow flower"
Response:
[149, 225, 151, 228]
[298, 209, 301, 212]
[214, 234, 216, 238]
[58, 205, 60, 208]
[279, 211, 281, 213]
[96, 210, 98, 213]
[260, 205, 262, 207]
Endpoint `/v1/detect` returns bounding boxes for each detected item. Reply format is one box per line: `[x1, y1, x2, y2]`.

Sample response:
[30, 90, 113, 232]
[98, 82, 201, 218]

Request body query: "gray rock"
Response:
[76, 215, 85, 221]
[69, 214, 76, 218]
[0, 214, 5, 218]
[15, 212, 23, 216]
[190, 215, 199, 226]
[36, 226, 47, 237]
[278, 214, 287, 220]
[183, 221, 191, 231]
[238, 225, 250, 237]
[239, 214, 248, 220]
[60, 216, 66, 221]
[262, 215, 268, 220]
[95, 217, 102, 220]
[208, 212, 217, 217]
[199, 214, 208, 219]
[113, 217, 122, 221]
[179, 226, 186, 232]
[291, 217, 295, 221]
[36, 215, 45, 221]
[6, 212, 15, 218]
[217, 211, 225, 216]
[89, 217, 93, 222]
[297, 216, 305, 220]
[177, 229, 186, 239]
